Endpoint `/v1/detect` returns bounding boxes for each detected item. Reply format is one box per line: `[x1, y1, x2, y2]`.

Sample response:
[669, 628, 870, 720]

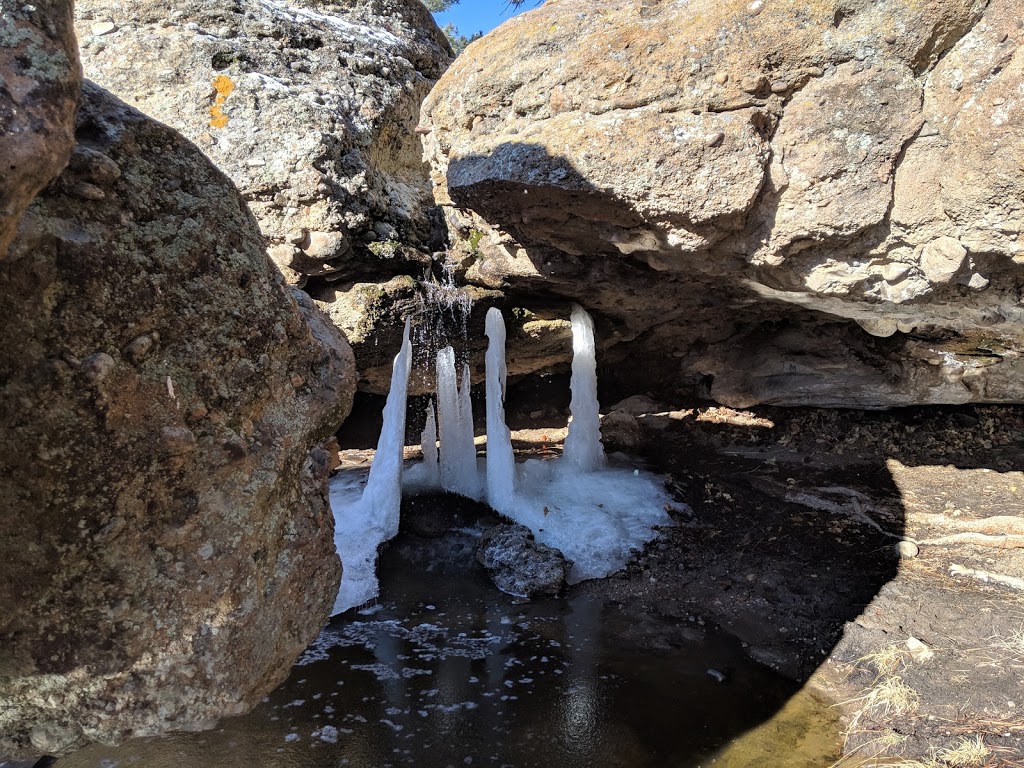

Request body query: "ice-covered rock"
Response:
[476, 524, 572, 598]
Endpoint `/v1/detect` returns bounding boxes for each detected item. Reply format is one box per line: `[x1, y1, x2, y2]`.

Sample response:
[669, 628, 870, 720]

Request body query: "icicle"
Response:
[332, 317, 412, 614]
[485, 307, 515, 512]
[363, 317, 413, 538]
[436, 346, 481, 498]
[563, 304, 605, 472]
[420, 398, 439, 488]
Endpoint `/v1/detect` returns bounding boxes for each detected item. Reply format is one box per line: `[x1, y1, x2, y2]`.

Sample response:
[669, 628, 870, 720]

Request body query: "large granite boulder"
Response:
[74, 0, 452, 286]
[0, 80, 355, 759]
[421, 0, 1024, 408]
[0, 0, 81, 258]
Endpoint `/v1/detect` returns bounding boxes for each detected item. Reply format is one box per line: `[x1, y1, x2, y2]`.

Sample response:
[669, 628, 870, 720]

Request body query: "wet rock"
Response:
[477, 523, 572, 598]
[0, 81, 355, 759]
[0, 0, 82, 258]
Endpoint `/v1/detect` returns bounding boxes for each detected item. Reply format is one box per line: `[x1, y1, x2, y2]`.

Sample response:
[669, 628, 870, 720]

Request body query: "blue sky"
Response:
[431, 1, 536, 37]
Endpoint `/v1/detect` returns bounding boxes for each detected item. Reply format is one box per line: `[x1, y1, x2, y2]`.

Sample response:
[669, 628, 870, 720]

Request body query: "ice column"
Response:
[419, 398, 440, 487]
[485, 308, 516, 512]
[562, 304, 605, 472]
[436, 346, 481, 498]
[362, 317, 413, 539]
[332, 318, 412, 614]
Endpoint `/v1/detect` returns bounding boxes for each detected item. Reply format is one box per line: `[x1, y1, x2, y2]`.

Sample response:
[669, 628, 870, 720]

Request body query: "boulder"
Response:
[477, 523, 571, 598]
[0, 0, 82, 258]
[0, 81, 355, 759]
[421, 0, 1024, 408]
[74, 0, 452, 284]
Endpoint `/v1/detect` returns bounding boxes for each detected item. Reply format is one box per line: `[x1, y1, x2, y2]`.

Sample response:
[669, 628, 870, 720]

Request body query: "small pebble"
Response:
[896, 540, 920, 558]
[703, 131, 725, 147]
[70, 181, 106, 201]
[748, 0, 764, 15]
[91, 20, 117, 35]
[770, 80, 789, 94]
[712, 72, 729, 85]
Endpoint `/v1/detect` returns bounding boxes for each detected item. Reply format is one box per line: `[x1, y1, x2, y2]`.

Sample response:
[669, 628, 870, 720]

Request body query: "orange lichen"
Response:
[209, 74, 235, 129]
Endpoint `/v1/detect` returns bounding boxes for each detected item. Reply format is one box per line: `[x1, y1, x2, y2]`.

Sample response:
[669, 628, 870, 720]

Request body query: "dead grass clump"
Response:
[937, 735, 990, 767]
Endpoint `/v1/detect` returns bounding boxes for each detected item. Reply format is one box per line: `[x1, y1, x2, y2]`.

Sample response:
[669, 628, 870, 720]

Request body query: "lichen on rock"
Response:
[0, 80, 356, 759]
[0, 0, 82, 258]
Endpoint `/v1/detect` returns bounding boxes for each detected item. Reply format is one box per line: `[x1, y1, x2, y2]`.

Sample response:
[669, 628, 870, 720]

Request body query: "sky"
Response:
[431, 1, 537, 38]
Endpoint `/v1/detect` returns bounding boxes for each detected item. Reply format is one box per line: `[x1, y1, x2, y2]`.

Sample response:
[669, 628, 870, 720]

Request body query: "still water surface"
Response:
[60, 524, 841, 768]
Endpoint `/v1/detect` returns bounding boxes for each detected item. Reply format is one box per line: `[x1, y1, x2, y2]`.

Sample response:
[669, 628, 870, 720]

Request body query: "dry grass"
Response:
[961, 623, 1024, 668]
[860, 645, 911, 677]
[937, 736, 990, 767]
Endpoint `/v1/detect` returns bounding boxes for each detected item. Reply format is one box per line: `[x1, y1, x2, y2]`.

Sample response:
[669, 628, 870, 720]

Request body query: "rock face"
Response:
[422, 0, 1024, 408]
[0, 0, 82, 258]
[0, 81, 355, 759]
[74, 0, 451, 286]
[477, 524, 571, 598]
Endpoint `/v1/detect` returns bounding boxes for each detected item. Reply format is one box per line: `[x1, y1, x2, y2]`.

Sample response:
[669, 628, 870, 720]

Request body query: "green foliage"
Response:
[423, 1, 530, 55]
[441, 23, 482, 55]
[467, 229, 484, 254]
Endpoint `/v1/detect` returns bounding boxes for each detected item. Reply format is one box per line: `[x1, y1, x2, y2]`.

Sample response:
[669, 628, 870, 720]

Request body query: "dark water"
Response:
[57, 525, 840, 768]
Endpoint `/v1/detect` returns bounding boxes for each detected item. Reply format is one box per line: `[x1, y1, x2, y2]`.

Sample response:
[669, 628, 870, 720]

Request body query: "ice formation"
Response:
[331, 319, 412, 615]
[563, 304, 605, 473]
[436, 346, 482, 499]
[484, 307, 516, 512]
[419, 399, 439, 487]
[330, 306, 672, 615]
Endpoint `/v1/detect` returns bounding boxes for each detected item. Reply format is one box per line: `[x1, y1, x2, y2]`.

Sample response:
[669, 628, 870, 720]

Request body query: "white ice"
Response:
[436, 346, 482, 500]
[331, 319, 412, 615]
[562, 304, 605, 473]
[419, 398, 440, 487]
[484, 307, 516, 512]
[330, 305, 672, 616]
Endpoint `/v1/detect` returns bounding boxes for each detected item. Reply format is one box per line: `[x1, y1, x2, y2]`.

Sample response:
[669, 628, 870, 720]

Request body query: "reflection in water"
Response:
[58, 525, 841, 768]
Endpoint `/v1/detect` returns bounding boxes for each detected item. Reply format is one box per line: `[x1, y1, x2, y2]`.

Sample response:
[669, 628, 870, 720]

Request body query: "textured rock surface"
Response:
[0, 0, 82, 258]
[422, 0, 1024, 408]
[311, 274, 572, 394]
[74, 0, 451, 285]
[476, 524, 571, 598]
[0, 81, 355, 759]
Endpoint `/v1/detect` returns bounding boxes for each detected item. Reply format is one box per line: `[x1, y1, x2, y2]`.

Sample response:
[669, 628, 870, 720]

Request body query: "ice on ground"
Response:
[500, 456, 672, 583]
